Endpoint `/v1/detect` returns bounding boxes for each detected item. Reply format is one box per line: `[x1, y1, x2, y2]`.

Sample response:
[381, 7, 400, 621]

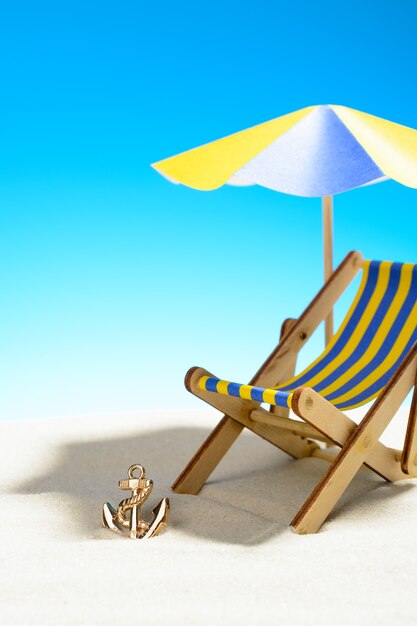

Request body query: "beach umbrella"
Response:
[152, 105, 417, 342]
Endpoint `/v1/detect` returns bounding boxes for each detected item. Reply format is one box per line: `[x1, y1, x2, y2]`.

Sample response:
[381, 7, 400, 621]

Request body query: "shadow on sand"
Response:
[13, 423, 414, 545]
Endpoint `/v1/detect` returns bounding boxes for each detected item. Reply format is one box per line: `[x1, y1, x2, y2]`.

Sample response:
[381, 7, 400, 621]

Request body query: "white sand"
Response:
[1, 406, 417, 625]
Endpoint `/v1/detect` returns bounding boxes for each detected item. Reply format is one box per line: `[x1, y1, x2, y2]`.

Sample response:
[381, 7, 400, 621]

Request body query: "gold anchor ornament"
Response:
[102, 464, 170, 539]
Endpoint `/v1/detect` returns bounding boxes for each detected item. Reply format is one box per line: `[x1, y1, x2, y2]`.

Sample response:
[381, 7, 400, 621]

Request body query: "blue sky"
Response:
[1, 1, 416, 420]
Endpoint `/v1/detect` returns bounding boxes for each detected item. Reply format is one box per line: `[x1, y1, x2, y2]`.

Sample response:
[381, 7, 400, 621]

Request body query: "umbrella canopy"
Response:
[152, 104, 417, 341]
[152, 105, 417, 195]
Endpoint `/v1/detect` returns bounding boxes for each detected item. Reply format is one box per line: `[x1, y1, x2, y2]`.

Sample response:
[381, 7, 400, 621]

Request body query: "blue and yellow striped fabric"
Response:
[199, 260, 417, 411]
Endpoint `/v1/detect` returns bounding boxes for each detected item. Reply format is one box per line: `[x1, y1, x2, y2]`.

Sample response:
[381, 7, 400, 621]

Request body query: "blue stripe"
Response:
[275, 391, 290, 407]
[315, 262, 403, 393]
[227, 382, 242, 397]
[279, 261, 382, 391]
[250, 387, 265, 402]
[205, 377, 220, 392]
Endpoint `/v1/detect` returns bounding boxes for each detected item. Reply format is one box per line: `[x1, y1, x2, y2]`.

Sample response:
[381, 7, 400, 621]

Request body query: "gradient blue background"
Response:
[1, 1, 416, 420]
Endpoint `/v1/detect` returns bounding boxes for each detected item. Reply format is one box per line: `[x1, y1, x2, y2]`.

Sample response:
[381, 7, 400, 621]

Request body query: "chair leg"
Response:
[291, 435, 377, 534]
[292, 389, 405, 481]
[172, 417, 243, 494]
[401, 371, 417, 475]
[291, 349, 417, 534]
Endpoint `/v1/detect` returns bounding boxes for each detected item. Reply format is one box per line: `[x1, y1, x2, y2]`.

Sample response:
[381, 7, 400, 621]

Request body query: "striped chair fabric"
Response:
[199, 260, 417, 411]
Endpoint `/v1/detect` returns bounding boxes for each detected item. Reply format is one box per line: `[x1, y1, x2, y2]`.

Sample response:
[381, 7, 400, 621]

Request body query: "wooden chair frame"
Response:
[172, 251, 417, 534]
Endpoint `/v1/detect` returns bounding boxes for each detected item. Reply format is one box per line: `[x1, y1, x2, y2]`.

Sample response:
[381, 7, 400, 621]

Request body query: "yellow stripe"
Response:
[331, 298, 417, 406]
[331, 105, 417, 189]
[287, 393, 293, 408]
[198, 375, 210, 391]
[320, 263, 414, 397]
[216, 379, 230, 395]
[275, 261, 370, 391]
[239, 384, 253, 400]
[151, 107, 314, 191]
[262, 388, 278, 404]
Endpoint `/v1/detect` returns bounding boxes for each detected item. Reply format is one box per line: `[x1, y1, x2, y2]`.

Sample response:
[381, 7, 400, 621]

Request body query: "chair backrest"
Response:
[277, 260, 417, 409]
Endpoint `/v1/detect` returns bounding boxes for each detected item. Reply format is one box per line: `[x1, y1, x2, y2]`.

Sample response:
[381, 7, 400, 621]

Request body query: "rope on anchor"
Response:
[115, 487, 152, 527]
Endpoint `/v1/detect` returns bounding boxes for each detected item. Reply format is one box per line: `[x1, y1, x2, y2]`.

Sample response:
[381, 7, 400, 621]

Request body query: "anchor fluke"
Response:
[102, 502, 123, 534]
[142, 497, 170, 538]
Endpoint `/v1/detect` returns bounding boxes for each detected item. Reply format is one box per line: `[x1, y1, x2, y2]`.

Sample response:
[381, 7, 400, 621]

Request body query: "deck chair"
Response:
[173, 251, 417, 533]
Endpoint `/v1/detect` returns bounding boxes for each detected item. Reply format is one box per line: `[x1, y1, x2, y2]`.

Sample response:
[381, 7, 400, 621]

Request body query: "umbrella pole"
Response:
[322, 195, 334, 344]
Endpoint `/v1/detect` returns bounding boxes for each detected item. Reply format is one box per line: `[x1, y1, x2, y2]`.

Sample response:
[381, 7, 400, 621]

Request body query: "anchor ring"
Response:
[128, 464, 145, 479]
